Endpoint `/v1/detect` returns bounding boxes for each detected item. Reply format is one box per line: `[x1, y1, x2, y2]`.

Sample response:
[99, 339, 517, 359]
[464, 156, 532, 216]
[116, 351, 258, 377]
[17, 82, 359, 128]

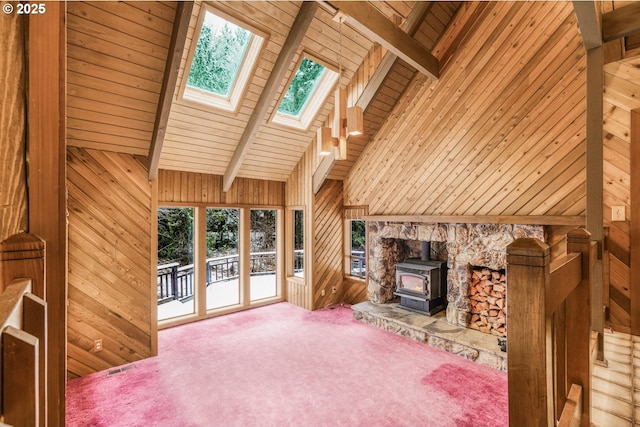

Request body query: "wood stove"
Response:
[394, 256, 447, 315]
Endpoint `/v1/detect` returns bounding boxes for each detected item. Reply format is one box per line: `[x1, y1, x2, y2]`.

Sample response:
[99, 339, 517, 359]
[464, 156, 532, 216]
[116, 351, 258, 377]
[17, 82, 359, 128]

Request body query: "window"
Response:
[349, 220, 366, 278]
[293, 210, 304, 277]
[157, 207, 195, 321]
[272, 53, 339, 130]
[181, 4, 265, 112]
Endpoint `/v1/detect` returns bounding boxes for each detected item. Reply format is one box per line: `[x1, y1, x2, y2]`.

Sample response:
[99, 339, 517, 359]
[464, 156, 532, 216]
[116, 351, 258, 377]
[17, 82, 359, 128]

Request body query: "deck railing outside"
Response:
[158, 249, 367, 302]
[350, 250, 366, 278]
[157, 251, 279, 303]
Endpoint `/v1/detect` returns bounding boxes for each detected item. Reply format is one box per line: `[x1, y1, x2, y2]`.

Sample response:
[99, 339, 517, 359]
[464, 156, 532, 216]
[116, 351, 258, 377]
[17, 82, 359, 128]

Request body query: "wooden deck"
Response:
[592, 330, 639, 427]
[158, 274, 277, 321]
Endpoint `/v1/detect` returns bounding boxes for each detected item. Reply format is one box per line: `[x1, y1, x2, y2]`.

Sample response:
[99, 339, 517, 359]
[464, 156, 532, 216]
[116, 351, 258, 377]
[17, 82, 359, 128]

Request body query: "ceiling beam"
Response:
[223, 2, 318, 192]
[312, 2, 431, 194]
[355, 1, 432, 110]
[572, 1, 602, 51]
[148, 1, 194, 181]
[327, 1, 439, 81]
[603, 2, 640, 42]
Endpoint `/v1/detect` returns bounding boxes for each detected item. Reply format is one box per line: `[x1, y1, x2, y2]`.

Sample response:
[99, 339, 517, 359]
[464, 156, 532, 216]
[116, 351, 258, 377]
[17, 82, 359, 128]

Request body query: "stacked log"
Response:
[469, 267, 506, 337]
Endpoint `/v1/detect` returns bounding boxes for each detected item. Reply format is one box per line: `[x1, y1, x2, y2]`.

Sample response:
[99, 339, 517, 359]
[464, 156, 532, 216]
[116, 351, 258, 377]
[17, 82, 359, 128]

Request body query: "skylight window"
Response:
[181, 5, 265, 112]
[278, 58, 326, 117]
[273, 54, 339, 131]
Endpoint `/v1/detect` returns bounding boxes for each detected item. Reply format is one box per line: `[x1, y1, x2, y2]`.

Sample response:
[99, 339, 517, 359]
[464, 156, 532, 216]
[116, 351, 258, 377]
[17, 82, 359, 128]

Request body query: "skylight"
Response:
[273, 54, 339, 131]
[181, 5, 265, 112]
[278, 58, 326, 118]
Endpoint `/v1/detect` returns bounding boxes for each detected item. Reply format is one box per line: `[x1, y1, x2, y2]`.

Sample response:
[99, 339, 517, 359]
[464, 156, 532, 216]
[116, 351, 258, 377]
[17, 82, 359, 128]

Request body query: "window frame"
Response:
[179, 3, 268, 113]
[271, 52, 339, 131]
[345, 219, 367, 280]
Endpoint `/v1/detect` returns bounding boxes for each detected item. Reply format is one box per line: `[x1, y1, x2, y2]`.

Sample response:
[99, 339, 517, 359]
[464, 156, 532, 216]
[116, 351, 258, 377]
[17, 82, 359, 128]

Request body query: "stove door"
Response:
[398, 272, 429, 298]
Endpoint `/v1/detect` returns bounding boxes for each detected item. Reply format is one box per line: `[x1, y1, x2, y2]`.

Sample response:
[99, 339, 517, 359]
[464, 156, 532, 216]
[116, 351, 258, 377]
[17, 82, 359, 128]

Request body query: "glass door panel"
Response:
[157, 207, 195, 321]
[206, 208, 240, 310]
[250, 209, 277, 301]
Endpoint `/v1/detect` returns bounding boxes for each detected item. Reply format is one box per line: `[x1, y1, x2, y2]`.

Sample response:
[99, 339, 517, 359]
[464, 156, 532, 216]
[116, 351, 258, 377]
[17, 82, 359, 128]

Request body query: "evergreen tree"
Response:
[187, 19, 250, 96]
[279, 58, 325, 116]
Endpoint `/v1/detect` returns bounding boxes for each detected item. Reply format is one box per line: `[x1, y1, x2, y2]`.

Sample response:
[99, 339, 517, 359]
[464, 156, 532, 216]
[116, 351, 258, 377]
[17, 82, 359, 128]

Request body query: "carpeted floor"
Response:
[66, 302, 508, 427]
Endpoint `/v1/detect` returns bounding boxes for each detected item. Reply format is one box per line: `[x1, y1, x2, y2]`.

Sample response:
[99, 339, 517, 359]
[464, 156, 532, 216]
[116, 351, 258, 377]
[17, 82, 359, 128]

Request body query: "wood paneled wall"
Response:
[67, 1, 176, 156]
[158, 169, 285, 206]
[285, 146, 314, 310]
[0, 11, 27, 241]
[67, 147, 153, 378]
[603, 56, 640, 331]
[312, 179, 344, 309]
[344, 2, 587, 219]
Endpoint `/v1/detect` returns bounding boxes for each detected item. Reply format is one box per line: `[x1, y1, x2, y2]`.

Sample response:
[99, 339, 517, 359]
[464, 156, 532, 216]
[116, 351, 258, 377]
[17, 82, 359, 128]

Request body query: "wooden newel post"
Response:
[0, 233, 46, 299]
[566, 228, 593, 427]
[507, 238, 553, 427]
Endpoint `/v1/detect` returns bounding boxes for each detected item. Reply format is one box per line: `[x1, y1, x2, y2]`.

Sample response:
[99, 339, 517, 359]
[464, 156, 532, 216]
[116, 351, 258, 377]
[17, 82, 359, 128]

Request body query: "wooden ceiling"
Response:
[66, 1, 461, 186]
[66, 1, 640, 192]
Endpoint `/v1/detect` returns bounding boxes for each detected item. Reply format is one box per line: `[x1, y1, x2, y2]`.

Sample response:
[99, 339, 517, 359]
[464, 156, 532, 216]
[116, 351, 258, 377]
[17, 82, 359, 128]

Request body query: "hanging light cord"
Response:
[338, 16, 343, 81]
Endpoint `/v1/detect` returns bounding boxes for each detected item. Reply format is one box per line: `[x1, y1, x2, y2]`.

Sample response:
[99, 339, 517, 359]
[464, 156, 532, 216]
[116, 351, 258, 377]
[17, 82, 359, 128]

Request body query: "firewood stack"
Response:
[469, 267, 506, 337]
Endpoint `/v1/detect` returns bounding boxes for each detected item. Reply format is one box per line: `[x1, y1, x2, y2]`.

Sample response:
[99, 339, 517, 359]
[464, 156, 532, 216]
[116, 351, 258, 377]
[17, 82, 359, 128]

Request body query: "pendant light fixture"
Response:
[317, 12, 364, 158]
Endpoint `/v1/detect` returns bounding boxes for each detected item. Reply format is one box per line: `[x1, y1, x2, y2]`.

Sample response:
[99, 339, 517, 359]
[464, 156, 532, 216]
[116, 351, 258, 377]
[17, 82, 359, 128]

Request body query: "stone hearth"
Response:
[353, 301, 507, 370]
[367, 222, 545, 328]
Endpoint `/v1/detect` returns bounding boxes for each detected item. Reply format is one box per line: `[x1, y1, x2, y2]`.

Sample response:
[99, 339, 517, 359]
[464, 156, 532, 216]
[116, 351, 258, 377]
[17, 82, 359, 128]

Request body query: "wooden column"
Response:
[586, 43, 605, 361]
[506, 238, 553, 427]
[565, 229, 593, 427]
[27, 3, 66, 426]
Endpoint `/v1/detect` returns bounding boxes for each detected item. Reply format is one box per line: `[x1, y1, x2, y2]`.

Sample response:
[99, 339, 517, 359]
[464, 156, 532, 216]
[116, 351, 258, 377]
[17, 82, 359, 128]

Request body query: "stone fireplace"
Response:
[367, 222, 545, 331]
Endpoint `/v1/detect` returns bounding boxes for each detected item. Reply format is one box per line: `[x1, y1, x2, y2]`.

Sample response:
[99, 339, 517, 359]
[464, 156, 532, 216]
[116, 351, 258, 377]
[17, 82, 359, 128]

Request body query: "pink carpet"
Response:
[66, 302, 508, 427]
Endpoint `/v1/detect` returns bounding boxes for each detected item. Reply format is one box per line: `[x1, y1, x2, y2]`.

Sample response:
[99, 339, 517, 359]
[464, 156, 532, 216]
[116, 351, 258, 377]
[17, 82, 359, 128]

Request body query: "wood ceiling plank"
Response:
[223, 2, 319, 192]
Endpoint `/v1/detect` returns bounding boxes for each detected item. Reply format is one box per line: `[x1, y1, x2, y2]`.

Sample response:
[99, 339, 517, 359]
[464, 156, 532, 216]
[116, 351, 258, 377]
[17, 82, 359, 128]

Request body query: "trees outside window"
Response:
[187, 13, 251, 97]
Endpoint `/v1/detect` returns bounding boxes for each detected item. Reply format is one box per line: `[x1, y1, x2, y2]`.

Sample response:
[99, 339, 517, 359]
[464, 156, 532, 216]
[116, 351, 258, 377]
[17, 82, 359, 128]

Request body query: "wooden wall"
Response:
[312, 179, 344, 309]
[343, 2, 587, 219]
[603, 56, 640, 331]
[157, 169, 284, 206]
[0, 11, 27, 241]
[67, 147, 153, 378]
[285, 146, 314, 310]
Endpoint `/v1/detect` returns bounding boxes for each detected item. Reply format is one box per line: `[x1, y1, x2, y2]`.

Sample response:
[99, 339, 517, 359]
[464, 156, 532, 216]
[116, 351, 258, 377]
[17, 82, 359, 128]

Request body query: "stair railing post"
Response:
[507, 238, 553, 427]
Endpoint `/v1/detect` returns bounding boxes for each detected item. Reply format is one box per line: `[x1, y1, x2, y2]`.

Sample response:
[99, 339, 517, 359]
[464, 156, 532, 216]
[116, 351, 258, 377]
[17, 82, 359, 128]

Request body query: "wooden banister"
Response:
[0, 233, 47, 427]
[506, 229, 592, 427]
[558, 384, 583, 427]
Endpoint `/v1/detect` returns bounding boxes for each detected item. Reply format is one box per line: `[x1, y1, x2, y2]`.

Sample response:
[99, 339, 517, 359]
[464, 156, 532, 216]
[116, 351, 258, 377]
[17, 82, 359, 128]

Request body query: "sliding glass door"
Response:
[157, 206, 281, 325]
[205, 208, 240, 310]
[250, 209, 278, 302]
[157, 207, 194, 321]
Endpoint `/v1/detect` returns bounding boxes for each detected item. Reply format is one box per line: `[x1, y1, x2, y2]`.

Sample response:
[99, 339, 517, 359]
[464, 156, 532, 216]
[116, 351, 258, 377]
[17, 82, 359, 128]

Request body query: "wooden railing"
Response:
[0, 233, 47, 427]
[507, 228, 593, 427]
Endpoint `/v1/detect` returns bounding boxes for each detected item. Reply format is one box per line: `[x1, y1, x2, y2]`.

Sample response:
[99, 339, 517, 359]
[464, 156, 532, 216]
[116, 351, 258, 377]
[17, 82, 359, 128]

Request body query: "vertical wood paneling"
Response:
[603, 56, 640, 332]
[157, 169, 285, 206]
[0, 10, 27, 241]
[67, 147, 153, 378]
[285, 145, 314, 310]
[344, 2, 586, 220]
